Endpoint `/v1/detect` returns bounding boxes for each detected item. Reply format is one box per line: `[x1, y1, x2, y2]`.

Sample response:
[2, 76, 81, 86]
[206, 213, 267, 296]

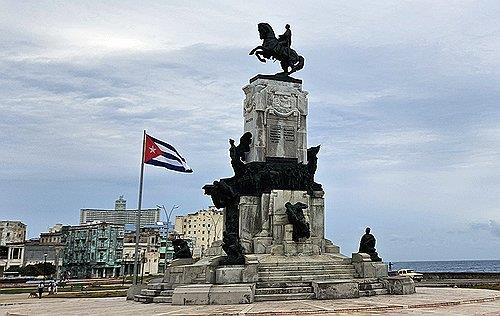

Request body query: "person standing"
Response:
[37, 281, 44, 299]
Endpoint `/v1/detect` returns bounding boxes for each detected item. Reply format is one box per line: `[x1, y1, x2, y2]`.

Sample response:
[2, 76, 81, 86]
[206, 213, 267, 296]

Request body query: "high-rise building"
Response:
[80, 196, 160, 228]
[174, 207, 223, 257]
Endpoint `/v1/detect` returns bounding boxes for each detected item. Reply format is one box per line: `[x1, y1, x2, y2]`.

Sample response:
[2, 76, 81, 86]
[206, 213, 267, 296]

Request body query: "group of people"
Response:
[36, 280, 57, 298]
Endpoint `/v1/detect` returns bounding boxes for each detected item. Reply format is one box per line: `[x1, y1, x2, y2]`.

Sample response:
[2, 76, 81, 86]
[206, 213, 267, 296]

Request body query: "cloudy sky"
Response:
[1, 1, 499, 261]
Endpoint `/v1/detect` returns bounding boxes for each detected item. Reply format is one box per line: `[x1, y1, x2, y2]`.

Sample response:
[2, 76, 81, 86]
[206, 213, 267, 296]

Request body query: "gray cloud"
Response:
[0, 1, 499, 259]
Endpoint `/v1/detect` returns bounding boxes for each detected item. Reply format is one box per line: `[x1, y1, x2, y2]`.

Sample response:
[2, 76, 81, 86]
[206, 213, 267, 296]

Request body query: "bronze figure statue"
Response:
[172, 239, 192, 259]
[229, 132, 252, 177]
[278, 24, 292, 48]
[249, 23, 305, 75]
[307, 145, 320, 182]
[358, 227, 382, 262]
[221, 232, 245, 265]
[285, 201, 311, 242]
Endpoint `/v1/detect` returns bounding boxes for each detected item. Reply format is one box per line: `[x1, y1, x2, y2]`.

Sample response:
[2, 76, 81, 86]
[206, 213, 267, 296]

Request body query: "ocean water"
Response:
[391, 260, 500, 273]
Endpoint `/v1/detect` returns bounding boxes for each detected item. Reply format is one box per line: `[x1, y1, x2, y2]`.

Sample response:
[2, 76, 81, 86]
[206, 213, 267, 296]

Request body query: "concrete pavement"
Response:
[1, 287, 499, 315]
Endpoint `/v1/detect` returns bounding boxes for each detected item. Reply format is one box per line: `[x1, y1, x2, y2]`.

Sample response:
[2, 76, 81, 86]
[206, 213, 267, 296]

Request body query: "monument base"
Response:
[312, 280, 360, 299]
[352, 253, 388, 279]
[172, 284, 255, 305]
[383, 276, 416, 295]
[136, 252, 399, 304]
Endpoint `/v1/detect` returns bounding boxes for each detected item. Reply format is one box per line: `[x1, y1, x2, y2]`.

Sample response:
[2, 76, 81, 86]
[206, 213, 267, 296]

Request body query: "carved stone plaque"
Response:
[266, 116, 297, 159]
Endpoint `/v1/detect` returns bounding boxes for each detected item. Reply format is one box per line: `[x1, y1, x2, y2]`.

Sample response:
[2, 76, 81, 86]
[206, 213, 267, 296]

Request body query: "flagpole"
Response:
[133, 130, 146, 286]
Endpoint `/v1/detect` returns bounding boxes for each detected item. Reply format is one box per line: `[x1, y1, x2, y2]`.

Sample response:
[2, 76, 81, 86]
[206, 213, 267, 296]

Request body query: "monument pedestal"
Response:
[243, 76, 308, 163]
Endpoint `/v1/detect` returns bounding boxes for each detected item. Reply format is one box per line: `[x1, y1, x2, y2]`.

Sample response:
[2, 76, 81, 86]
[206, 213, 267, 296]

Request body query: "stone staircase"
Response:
[134, 259, 388, 303]
[134, 282, 173, 304]
[358, 279, 388, 297]
[254, 259, 357, 301]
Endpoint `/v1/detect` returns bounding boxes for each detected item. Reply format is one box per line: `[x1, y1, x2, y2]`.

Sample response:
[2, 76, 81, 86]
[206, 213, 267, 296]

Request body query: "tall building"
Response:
[80, 196, 160, 228]
[174, 207, 223, 257]
[0, 221, 26, 246]
[62, 222, 124, 278]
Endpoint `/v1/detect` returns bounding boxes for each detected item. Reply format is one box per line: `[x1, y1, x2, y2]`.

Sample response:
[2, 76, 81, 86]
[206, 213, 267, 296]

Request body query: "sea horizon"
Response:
[391, 259, 500, 273]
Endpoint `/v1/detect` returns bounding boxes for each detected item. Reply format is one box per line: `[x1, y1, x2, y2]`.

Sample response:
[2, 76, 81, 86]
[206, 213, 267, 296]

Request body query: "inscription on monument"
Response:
[266, 116, 298, 159]
[283, 126, 295, 141]
[270, 125, 282, 143]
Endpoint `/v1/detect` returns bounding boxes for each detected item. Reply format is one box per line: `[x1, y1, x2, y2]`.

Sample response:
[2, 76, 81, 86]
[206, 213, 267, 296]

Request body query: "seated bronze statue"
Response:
[172, 239, 192, 259]
[358, 227, 382, 262]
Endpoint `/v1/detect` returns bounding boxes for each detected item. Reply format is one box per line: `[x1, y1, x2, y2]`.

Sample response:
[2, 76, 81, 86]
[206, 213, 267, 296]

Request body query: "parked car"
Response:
[397, 269, 423, 281]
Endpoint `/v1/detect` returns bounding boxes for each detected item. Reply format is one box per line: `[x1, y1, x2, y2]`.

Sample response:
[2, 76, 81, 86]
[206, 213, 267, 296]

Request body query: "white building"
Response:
[122, 228, 161, 276]
[174, 207, 223, 258]
[80, 196, 160, 228]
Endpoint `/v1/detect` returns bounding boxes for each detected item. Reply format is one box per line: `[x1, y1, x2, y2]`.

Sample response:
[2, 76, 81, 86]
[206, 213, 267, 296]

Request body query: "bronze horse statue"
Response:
[249, 23, 305, 75]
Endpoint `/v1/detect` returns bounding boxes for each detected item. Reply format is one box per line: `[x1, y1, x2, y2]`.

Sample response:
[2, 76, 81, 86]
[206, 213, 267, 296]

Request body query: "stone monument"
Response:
[133, 23, 414, 305]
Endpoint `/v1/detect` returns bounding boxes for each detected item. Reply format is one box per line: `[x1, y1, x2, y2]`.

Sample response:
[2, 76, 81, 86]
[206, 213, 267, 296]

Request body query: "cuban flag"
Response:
[143, 134, 193, 173]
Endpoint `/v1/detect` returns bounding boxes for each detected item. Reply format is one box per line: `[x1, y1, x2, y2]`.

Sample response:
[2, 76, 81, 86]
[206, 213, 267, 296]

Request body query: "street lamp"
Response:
[43, 253, 48, 282]
[156, 204, 179, 273]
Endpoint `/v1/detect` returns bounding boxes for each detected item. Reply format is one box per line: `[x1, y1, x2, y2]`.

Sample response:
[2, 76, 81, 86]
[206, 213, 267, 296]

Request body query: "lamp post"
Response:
[43, 253, 48, 282]
[157, 204, 179, 273]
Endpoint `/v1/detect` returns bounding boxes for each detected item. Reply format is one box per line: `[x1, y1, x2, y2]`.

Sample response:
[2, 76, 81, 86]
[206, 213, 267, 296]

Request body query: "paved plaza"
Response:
[1, 288, 499, 315]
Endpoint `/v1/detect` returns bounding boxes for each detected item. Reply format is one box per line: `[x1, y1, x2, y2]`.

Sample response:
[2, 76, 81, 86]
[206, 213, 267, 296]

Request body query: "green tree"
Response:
[18, 263, 56, 277]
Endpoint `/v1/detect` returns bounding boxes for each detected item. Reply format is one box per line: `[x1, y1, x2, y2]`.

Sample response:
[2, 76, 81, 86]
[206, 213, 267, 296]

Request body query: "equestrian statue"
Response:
[249, 23, 305, 75]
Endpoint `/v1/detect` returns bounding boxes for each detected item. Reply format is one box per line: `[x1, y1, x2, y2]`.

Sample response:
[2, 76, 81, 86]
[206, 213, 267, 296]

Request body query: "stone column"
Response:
[238, 196, 261, 254]
[308, 191, 325, 252]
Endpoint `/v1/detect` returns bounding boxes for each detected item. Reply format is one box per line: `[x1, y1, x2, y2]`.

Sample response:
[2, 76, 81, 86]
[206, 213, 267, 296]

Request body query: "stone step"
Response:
[140, 289, 161, 296]
[147, 283, 170, 290]
[259, 261, 348, 268]
[259, 264, 353, 272]
[257, 281, 312, 289]
[134, 294, 153, 303]
[192, 278, 206, 283]
[140, 288, 174, 296]
[255, 286, 312, 295]
[160, 289, 174, 296]
[254, 292, 315, 302]
[359, 282, 384, 290]
[258, 274, 355, 283]
[359, 288, 388, 297]
[258, 269, 355, 277]
[152, 296, 172, 303]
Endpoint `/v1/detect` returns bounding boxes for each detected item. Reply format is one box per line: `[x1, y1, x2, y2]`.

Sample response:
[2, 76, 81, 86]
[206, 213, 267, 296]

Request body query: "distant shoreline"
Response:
[391, 259, 500, 273]
[416, 272, 500, 290]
